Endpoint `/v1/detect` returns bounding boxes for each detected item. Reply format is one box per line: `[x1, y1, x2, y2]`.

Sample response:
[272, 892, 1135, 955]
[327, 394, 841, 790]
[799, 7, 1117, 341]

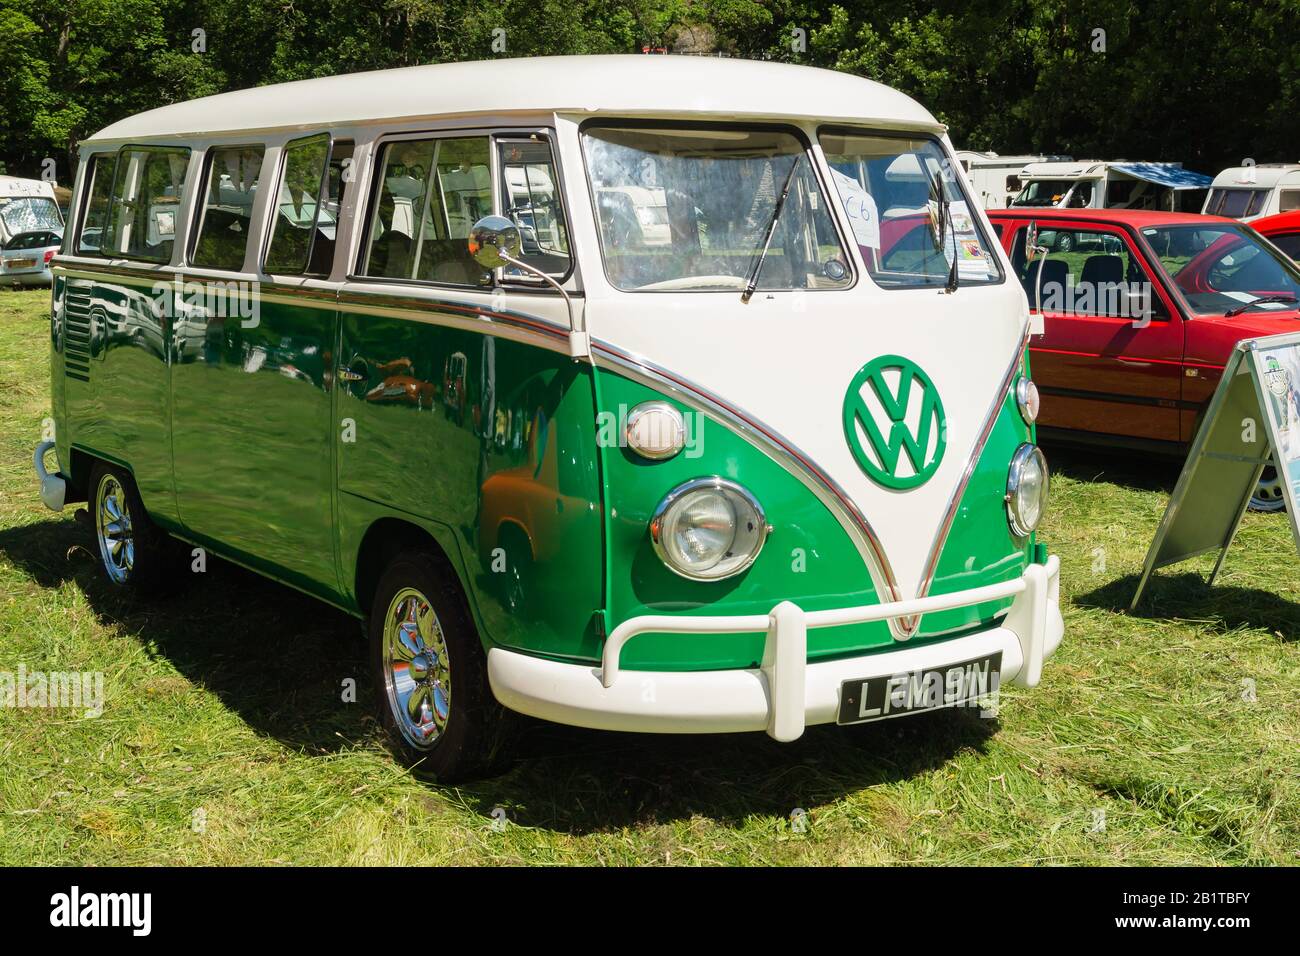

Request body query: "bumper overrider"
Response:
[489, 555, 1062, 741]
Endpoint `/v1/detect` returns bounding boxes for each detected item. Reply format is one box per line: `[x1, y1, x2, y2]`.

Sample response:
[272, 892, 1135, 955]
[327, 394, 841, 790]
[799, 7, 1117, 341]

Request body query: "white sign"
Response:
[1132, 333, 1300, 607]
[829, 168, 880, 250]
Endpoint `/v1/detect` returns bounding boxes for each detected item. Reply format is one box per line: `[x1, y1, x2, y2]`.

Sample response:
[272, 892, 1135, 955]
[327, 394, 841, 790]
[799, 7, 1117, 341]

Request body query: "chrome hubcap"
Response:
[382, 587, 451, 749]
[95, 474, 134, 584]
[1252, 465, 1287, 512]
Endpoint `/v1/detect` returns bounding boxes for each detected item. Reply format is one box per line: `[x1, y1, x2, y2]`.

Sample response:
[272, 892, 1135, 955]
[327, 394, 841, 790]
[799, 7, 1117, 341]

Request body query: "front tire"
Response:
[89, 463, 172, 592]
[369, 550, 513, 782]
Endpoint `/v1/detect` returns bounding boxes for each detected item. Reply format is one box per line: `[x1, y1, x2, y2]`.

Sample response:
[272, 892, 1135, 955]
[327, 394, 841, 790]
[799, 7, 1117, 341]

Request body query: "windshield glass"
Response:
[0, 197, 63, 234]
[581, 125, 851, 292]
[1142, 223, 1300, 315]
[1012, 180, 1076, 207]
[820, 131, 1000, 288]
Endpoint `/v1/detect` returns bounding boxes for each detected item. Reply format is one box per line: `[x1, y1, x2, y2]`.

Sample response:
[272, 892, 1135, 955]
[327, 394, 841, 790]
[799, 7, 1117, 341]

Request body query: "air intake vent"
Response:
[63, 288, 92, 382]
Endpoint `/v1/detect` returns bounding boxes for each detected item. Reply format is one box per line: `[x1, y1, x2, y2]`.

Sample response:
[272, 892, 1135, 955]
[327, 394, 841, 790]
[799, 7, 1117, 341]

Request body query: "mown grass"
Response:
[1, 286, 1296, 865]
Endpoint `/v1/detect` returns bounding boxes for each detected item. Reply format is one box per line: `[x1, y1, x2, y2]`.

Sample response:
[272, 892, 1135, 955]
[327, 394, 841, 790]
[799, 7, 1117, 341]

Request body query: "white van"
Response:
[0, 175, 64, 245]
[37, 55, 1061, 780]
[955, 151, 1071, 209]
[1202, 164, 1300, 221]
[1011, 160, 1210, 212]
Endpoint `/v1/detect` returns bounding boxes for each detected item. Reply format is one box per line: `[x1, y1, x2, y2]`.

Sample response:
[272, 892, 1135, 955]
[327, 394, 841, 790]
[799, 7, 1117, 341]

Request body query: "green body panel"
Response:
[592, 368, 1036, 672]
[171, 291, 338, 600]
[55, 273, 176, 524]
[914, 386, 1033, 635]
[334, 304, 605, 659]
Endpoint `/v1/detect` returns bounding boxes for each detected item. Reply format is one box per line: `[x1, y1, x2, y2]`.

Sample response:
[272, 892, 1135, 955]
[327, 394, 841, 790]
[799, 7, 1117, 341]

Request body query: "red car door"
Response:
[1007, 219, 1185, 443]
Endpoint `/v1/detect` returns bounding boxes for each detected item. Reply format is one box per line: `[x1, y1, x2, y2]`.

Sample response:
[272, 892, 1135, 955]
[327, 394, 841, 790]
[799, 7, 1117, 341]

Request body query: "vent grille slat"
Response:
[63, 289, 93, 382]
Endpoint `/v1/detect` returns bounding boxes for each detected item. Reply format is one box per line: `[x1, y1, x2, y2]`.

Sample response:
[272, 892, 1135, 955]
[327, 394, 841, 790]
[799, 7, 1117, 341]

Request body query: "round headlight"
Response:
[1016, 376, 1040, 424]
[650, 477, 769, 580]
[1005, 443, 1049, 537]
[625, 401, 685, 460]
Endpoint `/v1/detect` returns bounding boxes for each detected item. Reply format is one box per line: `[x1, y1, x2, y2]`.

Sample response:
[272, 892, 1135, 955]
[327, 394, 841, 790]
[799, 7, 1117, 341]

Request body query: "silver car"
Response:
[0, 229, 62, 286]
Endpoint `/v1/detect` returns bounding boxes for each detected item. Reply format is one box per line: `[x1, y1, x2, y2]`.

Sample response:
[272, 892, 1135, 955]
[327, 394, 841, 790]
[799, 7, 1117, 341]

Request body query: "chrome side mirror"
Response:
[467, 215, 588, 360]
[1026, 220, 1049, 322]
[468, 215, 523, 270]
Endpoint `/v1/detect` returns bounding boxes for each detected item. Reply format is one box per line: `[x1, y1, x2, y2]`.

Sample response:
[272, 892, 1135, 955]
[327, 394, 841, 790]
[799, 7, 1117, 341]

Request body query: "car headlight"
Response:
[1015, 376, 1040, 424]
[1005, 443, 1049, 537]
[650, 477, 769, 580]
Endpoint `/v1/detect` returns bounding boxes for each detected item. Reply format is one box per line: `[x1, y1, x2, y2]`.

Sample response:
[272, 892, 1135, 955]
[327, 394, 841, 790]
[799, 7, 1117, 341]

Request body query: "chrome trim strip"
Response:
[591, 339, 908, 638]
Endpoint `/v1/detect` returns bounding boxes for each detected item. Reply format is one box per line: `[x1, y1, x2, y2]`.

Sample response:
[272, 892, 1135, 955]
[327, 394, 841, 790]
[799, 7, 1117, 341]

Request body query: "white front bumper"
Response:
[488, 555, 1062, 741]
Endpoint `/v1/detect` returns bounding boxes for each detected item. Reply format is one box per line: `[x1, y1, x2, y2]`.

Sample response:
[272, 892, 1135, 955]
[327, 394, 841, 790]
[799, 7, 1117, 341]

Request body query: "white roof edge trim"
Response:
[82, 55, 942, 145]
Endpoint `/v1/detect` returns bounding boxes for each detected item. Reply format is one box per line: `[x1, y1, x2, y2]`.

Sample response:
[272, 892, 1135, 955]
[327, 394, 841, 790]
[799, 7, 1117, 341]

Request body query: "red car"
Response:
[986, 208, 1300, 510]
[1252, 210, 1300, 262]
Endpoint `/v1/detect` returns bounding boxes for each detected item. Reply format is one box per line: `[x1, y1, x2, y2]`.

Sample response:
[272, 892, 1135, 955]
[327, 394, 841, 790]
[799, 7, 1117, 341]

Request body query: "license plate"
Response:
[5, 258, 36, 269]
[837, 652, 1001, 725]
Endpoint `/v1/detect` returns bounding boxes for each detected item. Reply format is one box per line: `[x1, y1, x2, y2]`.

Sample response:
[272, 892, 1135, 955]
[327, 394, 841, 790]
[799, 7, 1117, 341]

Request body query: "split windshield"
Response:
[1142, 223, 1300, 315]
[581, 125, 851, 292]
[820, 131, 1001, 288]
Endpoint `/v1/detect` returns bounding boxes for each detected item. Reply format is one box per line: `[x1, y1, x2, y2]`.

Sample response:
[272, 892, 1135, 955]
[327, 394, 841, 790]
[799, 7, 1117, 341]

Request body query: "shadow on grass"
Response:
[1079, 570, 1300, 643]
[1040, 441, 1183, 496]
[0, 516, 1000, 833]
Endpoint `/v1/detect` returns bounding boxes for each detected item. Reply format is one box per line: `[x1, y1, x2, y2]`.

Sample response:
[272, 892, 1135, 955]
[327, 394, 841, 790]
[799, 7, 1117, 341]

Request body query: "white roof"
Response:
[85, 55, 941, 144]
[956, 151, 1070, 168]
[1210, 164, 1300, 189]
[0, 175, 57, 197]
[1020, 161, 1110, 178]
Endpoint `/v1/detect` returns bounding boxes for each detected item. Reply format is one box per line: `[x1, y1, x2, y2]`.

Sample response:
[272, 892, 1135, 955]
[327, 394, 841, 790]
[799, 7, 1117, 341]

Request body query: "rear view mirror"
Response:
[1025, 221, 1040, 263]
[467, 215, 523, 269]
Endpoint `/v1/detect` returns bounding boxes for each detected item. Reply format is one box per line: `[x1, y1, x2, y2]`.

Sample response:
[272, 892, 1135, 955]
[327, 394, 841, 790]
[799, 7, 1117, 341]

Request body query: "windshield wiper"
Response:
[928, 169, 958, 293]
[741, 160, 801, 304]
[1224, 294, 1298, 317]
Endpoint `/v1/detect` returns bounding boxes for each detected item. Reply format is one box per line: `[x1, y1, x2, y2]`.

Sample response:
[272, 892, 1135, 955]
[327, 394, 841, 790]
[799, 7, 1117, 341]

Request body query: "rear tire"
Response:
[369, 550, 514, 782]
[88, 463, 172, 592]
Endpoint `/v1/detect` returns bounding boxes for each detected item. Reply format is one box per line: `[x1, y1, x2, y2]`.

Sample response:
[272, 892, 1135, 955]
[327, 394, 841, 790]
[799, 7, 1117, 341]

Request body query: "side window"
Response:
[1012, 227, 1156, 319]
[305, 140, 353, 276]
[264, 134, 330, 275]
[191, 145, 265, 270]
[99, 147, 191, 262]
[76, 154, 116, 255]
[497, 139, 571, 278]
[1270, 233, 1300, 261]
[1279, 191, 1300, 213]
[361, 136, 493, 286]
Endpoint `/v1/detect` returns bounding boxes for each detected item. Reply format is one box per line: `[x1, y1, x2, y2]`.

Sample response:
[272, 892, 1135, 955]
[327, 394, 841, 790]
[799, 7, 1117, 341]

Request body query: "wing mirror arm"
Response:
[1025, 220, 1049, 319]
[468, 215, 588, 360]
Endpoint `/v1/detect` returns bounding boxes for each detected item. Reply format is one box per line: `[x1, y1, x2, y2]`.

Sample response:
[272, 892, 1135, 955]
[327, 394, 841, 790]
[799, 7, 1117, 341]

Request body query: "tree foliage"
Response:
[1, 0, 1296, 181]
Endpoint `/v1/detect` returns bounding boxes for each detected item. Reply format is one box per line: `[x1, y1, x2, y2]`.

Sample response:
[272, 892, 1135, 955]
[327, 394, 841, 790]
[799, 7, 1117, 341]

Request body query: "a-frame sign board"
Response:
[1132, 333, 1300, 608]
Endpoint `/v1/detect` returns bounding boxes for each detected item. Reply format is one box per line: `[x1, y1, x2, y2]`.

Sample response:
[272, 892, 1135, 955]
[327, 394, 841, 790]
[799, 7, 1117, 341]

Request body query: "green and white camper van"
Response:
[35, 56, 1061, 780]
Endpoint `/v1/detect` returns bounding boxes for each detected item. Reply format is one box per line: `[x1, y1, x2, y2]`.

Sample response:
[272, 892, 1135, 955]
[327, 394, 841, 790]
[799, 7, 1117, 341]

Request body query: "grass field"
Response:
[1, 285, 1297, 865]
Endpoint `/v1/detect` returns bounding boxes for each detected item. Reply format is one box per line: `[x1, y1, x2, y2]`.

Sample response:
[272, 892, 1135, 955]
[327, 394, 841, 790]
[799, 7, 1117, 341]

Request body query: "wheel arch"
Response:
[352, 517, 464, 618]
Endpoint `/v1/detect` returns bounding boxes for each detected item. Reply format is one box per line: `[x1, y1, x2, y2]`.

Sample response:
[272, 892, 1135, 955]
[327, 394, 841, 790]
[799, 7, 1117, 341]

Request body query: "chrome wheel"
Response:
[1251, 464, 1287, 512]
[94, 473, 135, 584]
[382, 587, 452, 749]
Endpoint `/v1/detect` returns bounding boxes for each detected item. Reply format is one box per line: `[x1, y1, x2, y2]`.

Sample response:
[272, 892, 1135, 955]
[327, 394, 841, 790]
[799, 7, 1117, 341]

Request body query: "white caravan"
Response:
[955, 151, 1071, 209]
[1010, 160, 1211, 212]
[0, 175, 64, 245]
[1202, 164, 1300, 221]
